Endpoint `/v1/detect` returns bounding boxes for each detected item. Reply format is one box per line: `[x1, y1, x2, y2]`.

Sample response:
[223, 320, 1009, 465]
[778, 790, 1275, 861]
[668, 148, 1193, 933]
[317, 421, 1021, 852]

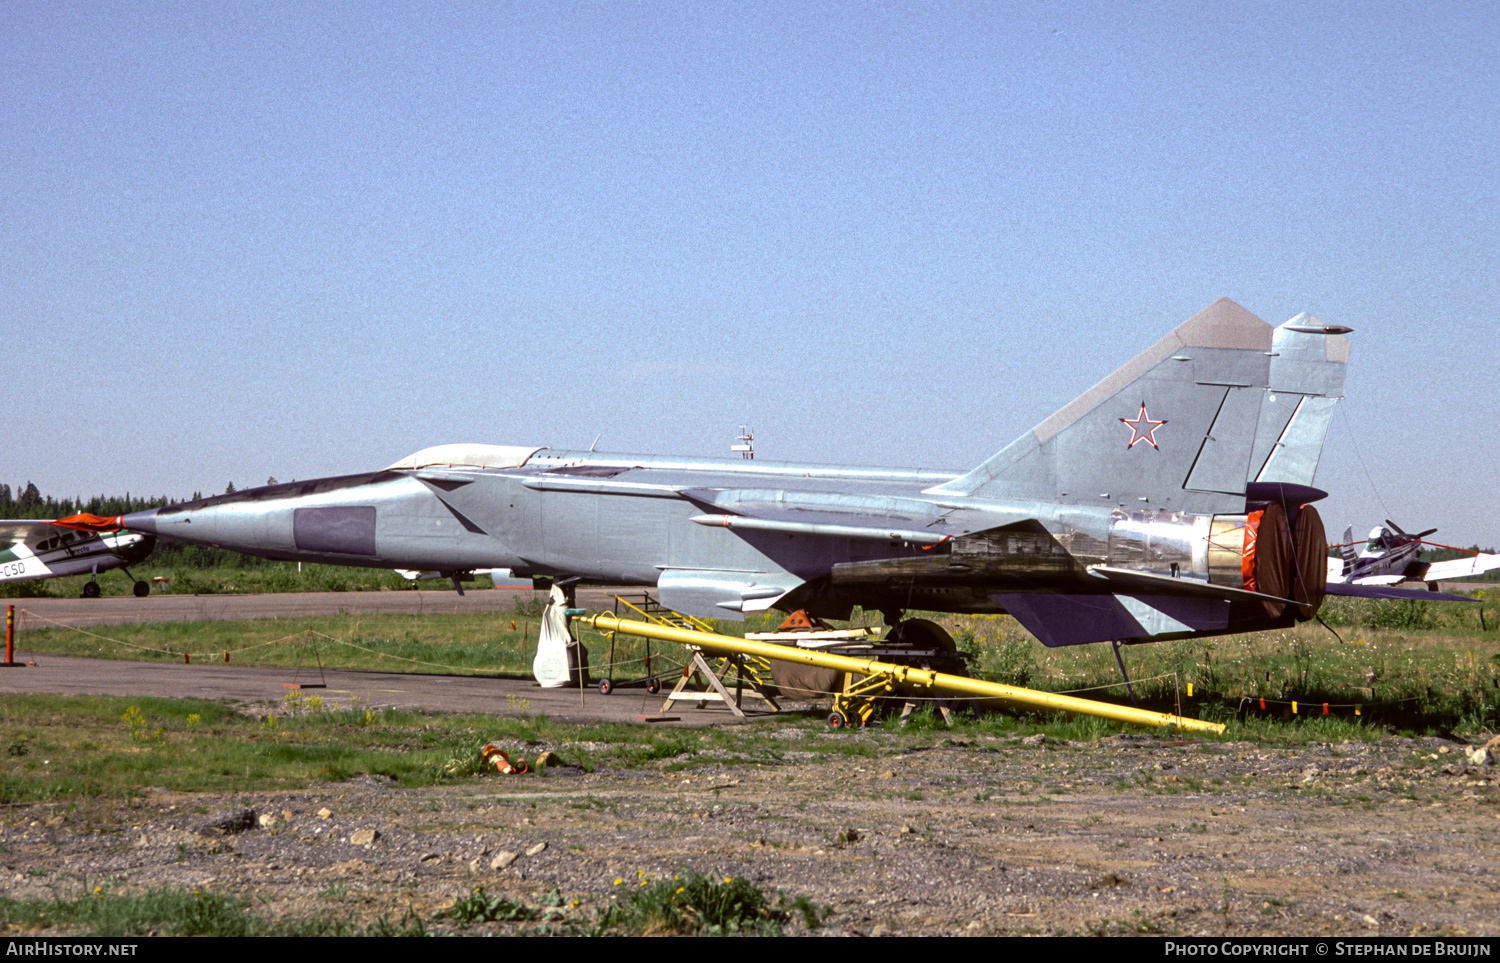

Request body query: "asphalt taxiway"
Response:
[0, 589, 751, 727]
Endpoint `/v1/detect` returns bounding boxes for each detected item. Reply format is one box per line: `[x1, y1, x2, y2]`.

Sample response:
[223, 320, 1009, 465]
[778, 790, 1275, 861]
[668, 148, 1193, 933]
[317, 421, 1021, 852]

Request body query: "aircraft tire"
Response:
[598, 678, 613, 696]
[888, 619, 967, 676]
[133, 581, 150, 598]
[81, 582, 101, 599]
[827, 710, 847, 729]
[646, 677, 661, 694]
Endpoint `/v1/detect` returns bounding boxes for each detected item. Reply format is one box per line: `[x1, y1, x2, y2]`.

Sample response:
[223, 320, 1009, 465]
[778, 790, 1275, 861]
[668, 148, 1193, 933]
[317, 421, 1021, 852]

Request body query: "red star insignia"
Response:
[1120, 403, 1167, 450]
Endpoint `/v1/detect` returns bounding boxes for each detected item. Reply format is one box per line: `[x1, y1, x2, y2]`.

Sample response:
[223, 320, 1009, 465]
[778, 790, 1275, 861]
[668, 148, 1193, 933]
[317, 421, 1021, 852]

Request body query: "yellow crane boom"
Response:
[576, 613, 1224, 735]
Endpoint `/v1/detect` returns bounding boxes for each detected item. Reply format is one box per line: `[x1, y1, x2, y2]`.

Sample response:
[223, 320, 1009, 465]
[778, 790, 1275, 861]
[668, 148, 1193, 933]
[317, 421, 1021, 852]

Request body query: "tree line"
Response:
[1, 481, 273, 568]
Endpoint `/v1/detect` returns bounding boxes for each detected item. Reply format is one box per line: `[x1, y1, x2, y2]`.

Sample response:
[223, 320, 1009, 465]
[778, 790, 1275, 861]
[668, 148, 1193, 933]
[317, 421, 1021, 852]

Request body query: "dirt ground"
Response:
[2, 728, 1495, 936]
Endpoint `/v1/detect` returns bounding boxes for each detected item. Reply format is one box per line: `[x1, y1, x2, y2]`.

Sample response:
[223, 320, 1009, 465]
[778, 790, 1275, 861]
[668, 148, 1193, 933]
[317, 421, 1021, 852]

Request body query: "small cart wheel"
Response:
[646, 676, 661, 694]
[598, 678, 613, 696]
[827, 710, 847, 729]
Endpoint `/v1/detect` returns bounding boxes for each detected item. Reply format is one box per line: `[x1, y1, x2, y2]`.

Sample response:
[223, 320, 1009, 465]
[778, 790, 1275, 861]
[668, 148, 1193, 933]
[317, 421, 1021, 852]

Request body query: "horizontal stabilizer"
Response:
[1086, 566, 1300, 606]
[1324, 582, 1476, 603]
[999, 591, 1235, 647]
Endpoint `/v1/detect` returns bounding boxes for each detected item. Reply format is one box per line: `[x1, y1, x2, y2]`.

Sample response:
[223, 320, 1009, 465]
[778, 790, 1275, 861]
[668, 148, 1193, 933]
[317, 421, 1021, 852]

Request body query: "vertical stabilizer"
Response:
[929, 298, 1281, 514]
[1249, 314, 1350, 487]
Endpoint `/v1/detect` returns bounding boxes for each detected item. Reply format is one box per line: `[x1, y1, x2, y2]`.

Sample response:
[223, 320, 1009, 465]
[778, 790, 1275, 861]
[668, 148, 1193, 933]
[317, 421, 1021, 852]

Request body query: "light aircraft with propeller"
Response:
[1328, 521, 1500, 596]
[0, 520, 155, 597]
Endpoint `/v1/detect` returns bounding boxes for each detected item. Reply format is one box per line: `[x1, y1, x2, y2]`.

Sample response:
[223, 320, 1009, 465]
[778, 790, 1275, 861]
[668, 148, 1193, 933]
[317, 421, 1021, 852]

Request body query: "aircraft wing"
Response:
[1324, 549, 1498, 590]
[667, 493, 1027, 616]
[1414, 553, 1500, 583]
[679, 487, 1004, 545]
[0, 520, 60, 545]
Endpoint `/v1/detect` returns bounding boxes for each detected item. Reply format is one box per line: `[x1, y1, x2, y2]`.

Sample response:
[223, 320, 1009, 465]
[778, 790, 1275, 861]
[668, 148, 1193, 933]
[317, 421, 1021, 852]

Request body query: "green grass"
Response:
[0, 692, 920, 806]
[0, 886, 258, 937]
[0, 692, 653, 804]
[0, 686, 1279, 812]
[7, 605, 558, 678]
[0, 883, 448, 937]
[7, 591, 1498, 737]
[598, 871, 826, 936]
[0, 562, 448, 599]
[940, 601, 1499, 737]
[0, 873, 830, 937]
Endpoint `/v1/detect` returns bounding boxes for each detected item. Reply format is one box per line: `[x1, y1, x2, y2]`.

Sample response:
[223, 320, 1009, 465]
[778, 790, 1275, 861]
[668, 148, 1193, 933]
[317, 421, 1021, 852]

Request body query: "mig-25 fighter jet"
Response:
[65, 298, 1356, 649]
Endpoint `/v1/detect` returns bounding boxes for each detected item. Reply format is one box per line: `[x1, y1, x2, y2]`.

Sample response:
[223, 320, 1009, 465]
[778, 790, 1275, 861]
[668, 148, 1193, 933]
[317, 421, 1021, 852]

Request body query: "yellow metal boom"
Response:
[577, 613, 1224, 735]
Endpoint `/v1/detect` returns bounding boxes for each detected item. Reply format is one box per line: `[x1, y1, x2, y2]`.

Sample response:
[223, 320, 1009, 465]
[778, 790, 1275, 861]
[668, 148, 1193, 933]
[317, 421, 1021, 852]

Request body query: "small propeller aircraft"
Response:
[1329, 520, 1500, 592]
[0, 520, 156, 597]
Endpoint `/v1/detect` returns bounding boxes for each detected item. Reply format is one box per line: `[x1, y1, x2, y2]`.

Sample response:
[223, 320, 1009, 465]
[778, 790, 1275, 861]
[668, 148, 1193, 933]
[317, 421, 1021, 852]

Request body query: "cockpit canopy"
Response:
[385, 444, 543, 471]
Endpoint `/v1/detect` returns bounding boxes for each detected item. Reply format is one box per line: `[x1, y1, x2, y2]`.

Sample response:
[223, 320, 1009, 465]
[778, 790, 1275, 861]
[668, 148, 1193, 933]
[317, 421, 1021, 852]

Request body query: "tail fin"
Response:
[1341, 525, 1358, 575]
[928, 298, 1350, 515]
[1247, 312, 1351, 488]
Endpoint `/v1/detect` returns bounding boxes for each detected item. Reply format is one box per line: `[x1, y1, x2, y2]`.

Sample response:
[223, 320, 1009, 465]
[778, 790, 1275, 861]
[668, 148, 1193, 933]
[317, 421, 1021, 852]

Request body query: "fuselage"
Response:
[117, 444, 1305, 639]
[1341, 527, 1421, 581]
[121, 447, 979, 581]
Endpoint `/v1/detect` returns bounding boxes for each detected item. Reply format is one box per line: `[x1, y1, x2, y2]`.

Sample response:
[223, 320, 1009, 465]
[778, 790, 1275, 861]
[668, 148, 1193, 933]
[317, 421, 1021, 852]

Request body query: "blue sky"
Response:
[5, 2, 1498, 545]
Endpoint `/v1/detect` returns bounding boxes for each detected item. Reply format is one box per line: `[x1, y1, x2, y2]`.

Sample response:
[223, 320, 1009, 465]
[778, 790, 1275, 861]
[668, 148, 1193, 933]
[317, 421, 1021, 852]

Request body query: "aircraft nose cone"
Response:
[120, 509, 160, 535]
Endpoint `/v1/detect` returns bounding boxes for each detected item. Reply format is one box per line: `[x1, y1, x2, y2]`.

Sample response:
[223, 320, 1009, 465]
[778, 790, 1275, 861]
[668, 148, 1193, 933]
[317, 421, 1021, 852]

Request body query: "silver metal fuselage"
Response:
[120, 447, 1252, 622]
[114, 298, 1348, 645]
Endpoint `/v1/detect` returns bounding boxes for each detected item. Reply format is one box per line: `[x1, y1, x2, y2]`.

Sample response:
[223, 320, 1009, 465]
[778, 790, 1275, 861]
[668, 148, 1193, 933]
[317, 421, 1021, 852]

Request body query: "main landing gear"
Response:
[79, 567, 151, 599]
[823, 614, 971, 729]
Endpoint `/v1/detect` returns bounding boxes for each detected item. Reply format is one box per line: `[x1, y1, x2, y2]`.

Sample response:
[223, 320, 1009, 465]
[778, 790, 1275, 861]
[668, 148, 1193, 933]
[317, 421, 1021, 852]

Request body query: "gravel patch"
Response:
[2, 733, 1495, 936]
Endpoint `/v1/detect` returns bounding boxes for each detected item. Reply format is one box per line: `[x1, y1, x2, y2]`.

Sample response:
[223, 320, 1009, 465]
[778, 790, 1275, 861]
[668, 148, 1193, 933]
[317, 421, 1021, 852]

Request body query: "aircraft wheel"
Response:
[827, 710, 847, 729]
[81, 582, 101, 599]
[598, 678, 613, 696]
[890, 618, 957, 651]
[646, 676, 661, 694]
[133, 581, 150, 598]
[889, 619, 967, 675]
